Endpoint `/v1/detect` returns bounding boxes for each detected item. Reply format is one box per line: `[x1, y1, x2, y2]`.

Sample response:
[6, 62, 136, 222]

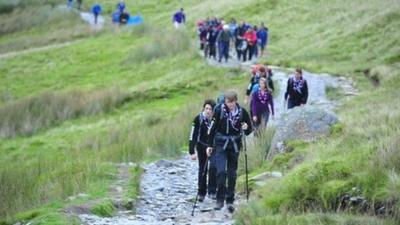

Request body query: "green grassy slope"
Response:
[0, 0, 399, 224]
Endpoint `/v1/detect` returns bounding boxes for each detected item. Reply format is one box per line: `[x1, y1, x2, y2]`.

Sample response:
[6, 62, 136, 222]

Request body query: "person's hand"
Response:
[190, 154, 197, 160]
[206, 147, 213, 157]
[252, 116, 257, 123]
[242, 123, 248, 130]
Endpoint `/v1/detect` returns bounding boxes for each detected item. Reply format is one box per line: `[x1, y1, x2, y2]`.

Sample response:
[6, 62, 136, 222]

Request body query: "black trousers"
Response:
[197, 144, 217, 196]
[213, 141, 239, 204]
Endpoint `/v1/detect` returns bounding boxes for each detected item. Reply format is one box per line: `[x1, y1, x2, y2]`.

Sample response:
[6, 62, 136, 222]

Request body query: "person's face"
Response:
[203, 104, 213, 118]
[295, 71, 302, 79]
[259, 80, 266, 90]
[225, 99, 237, 111]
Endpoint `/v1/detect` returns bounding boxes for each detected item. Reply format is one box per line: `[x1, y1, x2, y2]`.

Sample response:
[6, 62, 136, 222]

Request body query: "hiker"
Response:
[198, 21, 208, 50]
[251, 78, 274, 132]
[189, 100, 217, 202]
[92, 4, 102, 25]
[206, 26, 219, 59]
[235, 21, 247, 61]
[117, 1, 126, 13]
[77, 0, 82, 10]
[173, 8, 186, 29]
[243, 26, 257, 61]
[216, 25, 231, 63]
[67, 0, 73, 8]
[247, 65, 274, 95]
[285, 68, 308, 109]
[206, 90, 253, 212]
[257, 23, 269, 57]
[119, 12, 129, 24]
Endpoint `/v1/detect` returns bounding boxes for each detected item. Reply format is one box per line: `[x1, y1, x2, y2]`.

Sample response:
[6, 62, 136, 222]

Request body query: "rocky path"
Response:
[77, 53, 357, 225]
[79, 158, 235, 225]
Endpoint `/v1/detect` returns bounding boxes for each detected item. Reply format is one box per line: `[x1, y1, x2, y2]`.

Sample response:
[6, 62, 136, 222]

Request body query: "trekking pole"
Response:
[191, 157, 209, 216]
[242, 131, 249, 201]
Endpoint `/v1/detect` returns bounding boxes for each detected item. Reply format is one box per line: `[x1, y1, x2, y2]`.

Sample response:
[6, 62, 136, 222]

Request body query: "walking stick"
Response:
[242, 131, 249, 201]
[191, 157, 209, 216]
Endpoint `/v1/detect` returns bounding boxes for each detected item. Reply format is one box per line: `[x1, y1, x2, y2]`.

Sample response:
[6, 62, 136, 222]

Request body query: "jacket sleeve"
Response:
[242, 108, 253, 136]
[189, 115, 200, 155]
[284, 78, 291, 100]
[302, 80, 308, 104]
[251, 93, 258, 117]
[268, 77, 275, 92]
[246, 77, 255, 96]
[269, 92, 275, 116]
[207, 107, 221, 147]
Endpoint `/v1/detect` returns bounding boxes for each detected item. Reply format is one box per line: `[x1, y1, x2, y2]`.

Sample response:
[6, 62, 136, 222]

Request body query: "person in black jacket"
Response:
[189, 99, 217, 202]
[206, 91, 252, 212]
[284, 68, 308, 109]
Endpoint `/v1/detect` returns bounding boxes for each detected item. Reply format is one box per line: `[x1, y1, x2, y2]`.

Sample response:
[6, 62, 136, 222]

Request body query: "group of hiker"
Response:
[197, 18, 269, 63]
[189, 65, 308, 212]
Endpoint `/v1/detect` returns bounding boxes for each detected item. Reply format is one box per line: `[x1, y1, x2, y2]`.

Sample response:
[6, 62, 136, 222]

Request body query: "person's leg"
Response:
[243, 46, 248, 62]
[226, 149, 239, 204]
[262, 111, 270, 128]
[249, 45, 254, 61]
[208, 150, 217, 198]
[218, 43, 223, 62]
[94, 14, 98, 24]
[214, 145, 227, 207]
[224, 42, 229, 62]
[197, 147, 208, 198]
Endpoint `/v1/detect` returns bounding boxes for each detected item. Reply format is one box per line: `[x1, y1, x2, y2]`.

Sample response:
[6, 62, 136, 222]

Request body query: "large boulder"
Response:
[268, 105, 338, 159]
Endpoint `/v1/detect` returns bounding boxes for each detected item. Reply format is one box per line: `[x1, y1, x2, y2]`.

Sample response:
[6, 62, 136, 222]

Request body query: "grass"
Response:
[0, 0, 399, 224]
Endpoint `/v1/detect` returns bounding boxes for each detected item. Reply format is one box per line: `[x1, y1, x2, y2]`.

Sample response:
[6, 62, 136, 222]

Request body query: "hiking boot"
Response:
[227, 203, 235, 213]
[198, 195, 205, 203]
[214, 201, 224, 210]
[208, 193, 217, 200]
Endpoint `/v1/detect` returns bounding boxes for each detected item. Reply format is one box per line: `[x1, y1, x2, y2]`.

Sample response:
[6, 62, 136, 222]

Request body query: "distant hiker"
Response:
[92, 4, 102, 24]
[235, 21, 247, 61]
[216, 25, 231, 63]
[257, 23, 269, 57]
[243, 26, 257, 61]
[119, 12, 130, 24]
[77, 0, 82, 10]
[198, 21, 208, 50]
[117, 1, 126, 13]
[67, 0, 73, 8]
[228, 18, 237, 38]
[173, 8, 186, 29]
[248, 65, 274, 95]
[207, 90, 253, 212]
[189, 100, 217, 202]
[206, 26, 218, 59]
[251, 78, 274, 131]
[285, 68, 308, 109]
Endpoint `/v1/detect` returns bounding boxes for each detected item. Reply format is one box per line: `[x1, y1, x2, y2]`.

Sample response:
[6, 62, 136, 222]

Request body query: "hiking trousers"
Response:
[214, 142, 239, 204]
[218, 41, 229, 62]
[197, 144, 217, 196]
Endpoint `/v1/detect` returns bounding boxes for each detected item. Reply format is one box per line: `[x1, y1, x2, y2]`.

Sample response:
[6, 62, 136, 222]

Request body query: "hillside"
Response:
[0, 0, 399, 224]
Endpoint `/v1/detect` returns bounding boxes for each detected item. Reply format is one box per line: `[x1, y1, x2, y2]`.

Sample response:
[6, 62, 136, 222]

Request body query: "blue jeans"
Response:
[214, 141, 239, 204]
[218, 41, 229, 62]
[254, 111, 270, 128]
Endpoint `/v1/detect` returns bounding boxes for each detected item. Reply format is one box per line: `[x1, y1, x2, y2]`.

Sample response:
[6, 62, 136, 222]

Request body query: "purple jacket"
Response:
[251, 90, 274, 116]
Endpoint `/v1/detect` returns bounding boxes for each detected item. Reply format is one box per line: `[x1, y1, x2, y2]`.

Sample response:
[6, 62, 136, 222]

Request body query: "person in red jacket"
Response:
[243, 26, 257, 61]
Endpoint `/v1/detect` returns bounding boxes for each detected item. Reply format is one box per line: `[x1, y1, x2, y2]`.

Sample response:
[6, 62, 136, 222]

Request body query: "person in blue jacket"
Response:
[117, 1, 126, 13]
[257, 23, 269, 57]
[92, 4, 102, 24]
[173, 8, 186, 29]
